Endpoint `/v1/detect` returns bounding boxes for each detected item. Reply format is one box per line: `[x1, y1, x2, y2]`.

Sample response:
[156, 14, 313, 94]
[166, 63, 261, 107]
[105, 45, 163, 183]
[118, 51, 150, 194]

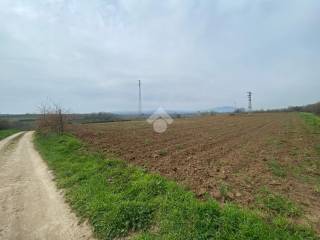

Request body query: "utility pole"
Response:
[138, 80, 142, 116]
[247, 91, 252, 112]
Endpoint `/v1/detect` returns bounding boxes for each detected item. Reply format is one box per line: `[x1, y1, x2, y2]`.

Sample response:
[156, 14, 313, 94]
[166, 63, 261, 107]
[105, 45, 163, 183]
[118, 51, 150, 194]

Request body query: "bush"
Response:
[0, 120, 11, 130]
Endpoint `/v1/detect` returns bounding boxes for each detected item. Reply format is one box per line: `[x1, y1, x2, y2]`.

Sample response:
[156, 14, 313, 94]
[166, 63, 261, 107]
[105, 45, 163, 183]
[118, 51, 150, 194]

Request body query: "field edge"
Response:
[33, 131, 319, 239]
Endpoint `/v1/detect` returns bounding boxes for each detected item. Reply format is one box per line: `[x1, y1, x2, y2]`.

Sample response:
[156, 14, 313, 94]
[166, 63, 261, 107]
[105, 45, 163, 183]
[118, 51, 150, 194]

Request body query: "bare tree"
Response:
[37, 103, 68, 135]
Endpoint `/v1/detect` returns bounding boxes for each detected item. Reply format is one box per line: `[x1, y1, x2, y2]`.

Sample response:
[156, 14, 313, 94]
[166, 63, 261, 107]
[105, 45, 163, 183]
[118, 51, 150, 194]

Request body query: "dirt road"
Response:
[0, 132, 93, 240]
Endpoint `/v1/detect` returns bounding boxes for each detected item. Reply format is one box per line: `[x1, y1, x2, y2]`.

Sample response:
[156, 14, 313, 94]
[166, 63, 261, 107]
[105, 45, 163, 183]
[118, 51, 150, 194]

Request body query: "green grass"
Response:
[300, 113, 320, 134]
[34, 133, 318, 240]
[158, 149, 168, 157]
[267, 159, 287, 178]
[218, 182, 231, 199]
[299, 113, 320, 184]
[256, 188, 302, 218]
[0, 129, 20, 140]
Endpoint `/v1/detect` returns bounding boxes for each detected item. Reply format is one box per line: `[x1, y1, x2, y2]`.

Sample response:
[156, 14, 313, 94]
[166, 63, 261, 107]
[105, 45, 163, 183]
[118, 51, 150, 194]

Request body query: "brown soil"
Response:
[71, 112, 320, 232]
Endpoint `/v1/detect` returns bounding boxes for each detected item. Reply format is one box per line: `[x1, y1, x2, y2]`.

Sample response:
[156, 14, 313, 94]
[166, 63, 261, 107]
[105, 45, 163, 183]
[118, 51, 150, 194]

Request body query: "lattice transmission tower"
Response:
[247, 91, 252, 112]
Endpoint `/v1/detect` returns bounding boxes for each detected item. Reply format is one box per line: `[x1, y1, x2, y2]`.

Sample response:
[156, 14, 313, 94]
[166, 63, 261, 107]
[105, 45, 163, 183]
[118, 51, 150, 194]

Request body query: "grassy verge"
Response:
[300, 113, 320, 134]
[0, 129, 20, 141]
[34, 133, 318, 240]
[300, 112, 320, 193]
[300, 113, 320, 169]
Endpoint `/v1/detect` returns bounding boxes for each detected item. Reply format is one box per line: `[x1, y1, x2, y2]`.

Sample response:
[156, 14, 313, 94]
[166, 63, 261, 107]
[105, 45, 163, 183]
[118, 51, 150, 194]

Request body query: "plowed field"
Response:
[71, 113, 320, 231]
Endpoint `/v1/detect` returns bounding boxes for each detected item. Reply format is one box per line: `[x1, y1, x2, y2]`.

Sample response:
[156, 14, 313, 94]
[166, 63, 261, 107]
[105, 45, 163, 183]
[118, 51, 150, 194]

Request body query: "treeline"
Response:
[288, 101, 320, 115]
[0, 119, 33, 130]
[252, 101, 320, 115]
[71, 112, 124, 124]
[0, 113, 37, 130]
[0, 120, 14, 130]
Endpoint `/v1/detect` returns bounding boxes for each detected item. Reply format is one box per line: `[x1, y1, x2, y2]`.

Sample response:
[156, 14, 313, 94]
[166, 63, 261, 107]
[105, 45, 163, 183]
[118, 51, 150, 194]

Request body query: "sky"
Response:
[0, 0, 319, 114]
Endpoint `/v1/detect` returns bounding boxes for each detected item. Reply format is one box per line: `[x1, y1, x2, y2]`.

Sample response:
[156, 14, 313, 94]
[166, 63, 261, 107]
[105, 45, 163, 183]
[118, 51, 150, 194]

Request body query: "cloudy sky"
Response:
[0, 0, 319, 113]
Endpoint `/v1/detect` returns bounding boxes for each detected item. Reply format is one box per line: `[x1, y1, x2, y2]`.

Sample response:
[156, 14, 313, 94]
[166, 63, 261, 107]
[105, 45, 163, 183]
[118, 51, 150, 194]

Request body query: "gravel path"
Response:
[0, 131, 94, 240]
